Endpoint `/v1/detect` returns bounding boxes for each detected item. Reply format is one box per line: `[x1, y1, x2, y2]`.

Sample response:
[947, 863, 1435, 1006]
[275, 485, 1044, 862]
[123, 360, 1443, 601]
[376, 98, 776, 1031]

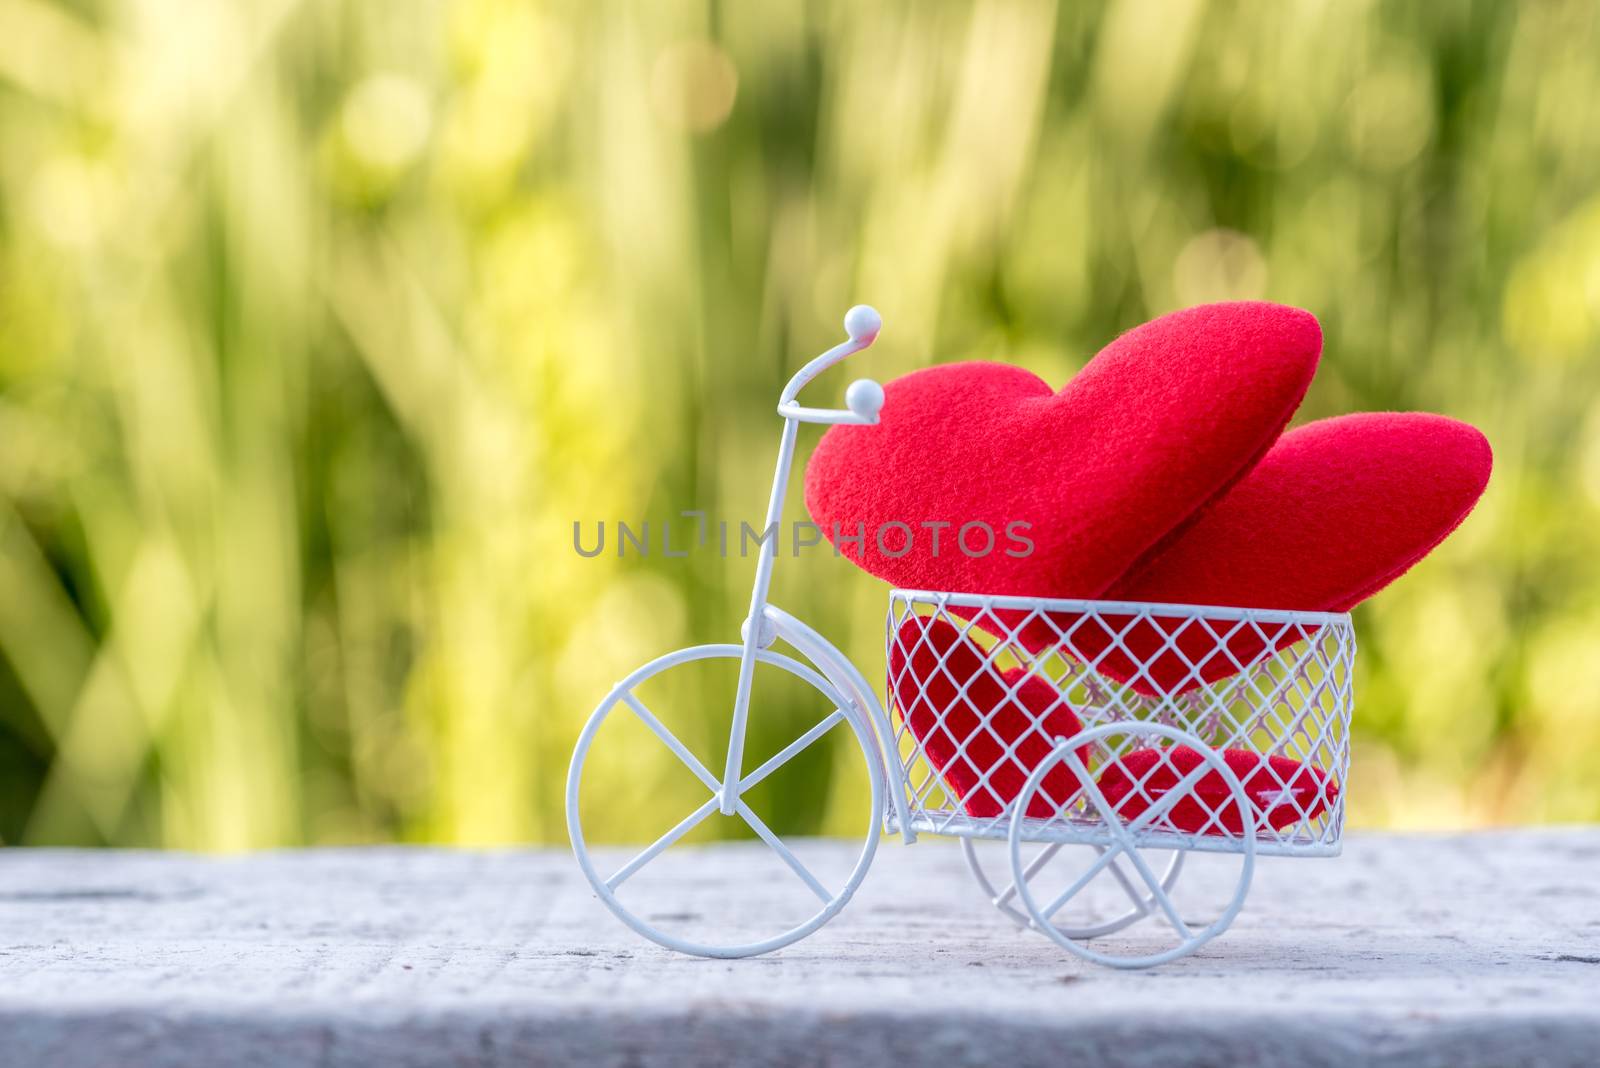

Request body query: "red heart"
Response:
[889, 617, 1084, 818]
[806, 303, 1322, 601]
[1095, 746, 1338, 835]
[1062, 412, 1493, 694]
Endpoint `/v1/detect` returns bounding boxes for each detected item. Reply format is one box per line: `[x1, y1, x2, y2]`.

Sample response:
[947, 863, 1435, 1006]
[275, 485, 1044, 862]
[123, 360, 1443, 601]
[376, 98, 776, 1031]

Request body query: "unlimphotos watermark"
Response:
[572, 512, 1034, 559]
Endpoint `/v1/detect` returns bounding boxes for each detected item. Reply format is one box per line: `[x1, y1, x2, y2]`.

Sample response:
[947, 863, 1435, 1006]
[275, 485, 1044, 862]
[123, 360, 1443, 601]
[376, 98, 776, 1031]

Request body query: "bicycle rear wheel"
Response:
[961, 837, 1184, 937]
[1009, 722, 1255, 968]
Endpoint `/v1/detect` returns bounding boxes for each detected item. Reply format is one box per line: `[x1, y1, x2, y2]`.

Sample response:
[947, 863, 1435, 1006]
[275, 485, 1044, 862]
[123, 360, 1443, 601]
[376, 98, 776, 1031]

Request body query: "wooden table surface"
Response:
[3, 831, 1599, 1067]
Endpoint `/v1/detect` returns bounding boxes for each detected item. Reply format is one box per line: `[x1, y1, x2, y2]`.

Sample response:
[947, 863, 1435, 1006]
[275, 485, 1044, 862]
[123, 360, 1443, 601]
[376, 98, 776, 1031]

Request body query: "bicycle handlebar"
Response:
[776, 305, 884, 425]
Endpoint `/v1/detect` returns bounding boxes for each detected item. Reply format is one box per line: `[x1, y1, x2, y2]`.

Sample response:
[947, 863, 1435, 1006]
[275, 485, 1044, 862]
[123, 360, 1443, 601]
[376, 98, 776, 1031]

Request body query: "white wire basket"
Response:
[885, 589, 1354, 859]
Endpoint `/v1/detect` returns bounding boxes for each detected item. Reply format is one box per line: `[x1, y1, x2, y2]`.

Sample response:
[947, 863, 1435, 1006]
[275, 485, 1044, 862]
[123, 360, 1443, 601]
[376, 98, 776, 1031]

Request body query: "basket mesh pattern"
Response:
[885, 590, 1355, 858]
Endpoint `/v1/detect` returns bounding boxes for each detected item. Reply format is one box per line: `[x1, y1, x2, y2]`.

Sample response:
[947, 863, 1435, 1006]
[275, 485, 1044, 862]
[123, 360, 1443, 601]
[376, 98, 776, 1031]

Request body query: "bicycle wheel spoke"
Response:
[1064, 748, 1125, 829]
[735, 800, 832, 904]
[604, 795, 721, 891]
[1124, 760, 1216, 834]
[621, 691, 721, 794]
[1040, 841, 1125, 920]
[738, 709, 846, 794]
[1069, 754, 1194, 938]
[995, 841, 1062, 909]
[1122, 845, 1192, 939]
[1102, 850, 1150, 910]
[1073, 744, 1215, 843]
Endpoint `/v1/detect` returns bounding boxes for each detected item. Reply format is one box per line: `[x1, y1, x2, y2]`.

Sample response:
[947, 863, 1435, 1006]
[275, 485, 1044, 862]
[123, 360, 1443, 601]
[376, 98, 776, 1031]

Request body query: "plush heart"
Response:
[1094, 746, 1337, 834]
[805, 303, 1322, 601]
[889, 616, 1085, 818]
[1059, 413, 1493, 694]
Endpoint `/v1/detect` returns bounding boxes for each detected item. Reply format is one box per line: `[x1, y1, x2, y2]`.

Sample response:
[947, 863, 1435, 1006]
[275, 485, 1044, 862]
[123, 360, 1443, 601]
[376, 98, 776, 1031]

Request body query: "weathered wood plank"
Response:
[2, 831, 1599, 1067]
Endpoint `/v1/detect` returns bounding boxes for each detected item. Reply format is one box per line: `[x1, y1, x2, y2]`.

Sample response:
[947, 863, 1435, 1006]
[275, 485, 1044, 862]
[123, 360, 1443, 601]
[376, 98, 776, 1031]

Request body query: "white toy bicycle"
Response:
[567, 306, 1354, 968]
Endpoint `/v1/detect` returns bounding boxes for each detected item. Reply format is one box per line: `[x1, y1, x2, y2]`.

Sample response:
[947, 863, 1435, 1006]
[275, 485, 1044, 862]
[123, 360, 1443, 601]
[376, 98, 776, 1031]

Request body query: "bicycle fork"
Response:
[721, 417, 800, 814]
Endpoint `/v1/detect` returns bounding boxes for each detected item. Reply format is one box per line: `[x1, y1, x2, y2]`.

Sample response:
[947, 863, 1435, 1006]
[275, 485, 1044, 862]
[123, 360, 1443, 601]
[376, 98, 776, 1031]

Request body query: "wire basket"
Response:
[885, 589, 1354, 858]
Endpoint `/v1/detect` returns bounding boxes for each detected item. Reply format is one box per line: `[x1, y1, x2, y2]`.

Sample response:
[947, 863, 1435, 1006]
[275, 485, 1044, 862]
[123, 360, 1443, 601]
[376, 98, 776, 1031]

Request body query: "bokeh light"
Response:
[1, 1, 1598, 849]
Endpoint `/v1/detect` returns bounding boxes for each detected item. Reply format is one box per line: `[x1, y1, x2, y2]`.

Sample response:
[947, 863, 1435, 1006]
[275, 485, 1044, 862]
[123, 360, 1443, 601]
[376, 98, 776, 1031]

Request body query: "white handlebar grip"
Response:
[846, 378, 884, 420]
[843, 305, 882, 342]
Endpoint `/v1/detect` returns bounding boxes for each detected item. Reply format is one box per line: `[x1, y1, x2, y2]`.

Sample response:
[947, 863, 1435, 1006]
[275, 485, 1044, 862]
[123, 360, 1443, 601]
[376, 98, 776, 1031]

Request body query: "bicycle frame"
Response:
[718, 306, 889, 817]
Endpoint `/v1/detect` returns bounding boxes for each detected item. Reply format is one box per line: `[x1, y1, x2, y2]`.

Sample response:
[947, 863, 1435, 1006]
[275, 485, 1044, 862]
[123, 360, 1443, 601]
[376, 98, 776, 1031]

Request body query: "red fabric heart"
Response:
[806, 303, 1322, 601]
[1061, 412, 1493, 694]
[1095, 746, 1338, 834]
[889, 616, 1084, 818]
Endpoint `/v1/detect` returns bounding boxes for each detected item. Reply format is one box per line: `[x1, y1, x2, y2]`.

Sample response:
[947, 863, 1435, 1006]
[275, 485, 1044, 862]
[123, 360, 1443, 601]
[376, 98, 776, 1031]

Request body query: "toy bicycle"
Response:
[567, 307, 1354, 968]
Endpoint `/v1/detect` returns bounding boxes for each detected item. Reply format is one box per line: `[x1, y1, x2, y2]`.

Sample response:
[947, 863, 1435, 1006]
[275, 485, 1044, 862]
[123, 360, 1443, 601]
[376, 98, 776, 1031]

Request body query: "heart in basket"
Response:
[1096, 746, 1338, 835]
[805, 302, 1322, 601]
[1051, 411, 1493, 694]
[889, 616, 1087, 818]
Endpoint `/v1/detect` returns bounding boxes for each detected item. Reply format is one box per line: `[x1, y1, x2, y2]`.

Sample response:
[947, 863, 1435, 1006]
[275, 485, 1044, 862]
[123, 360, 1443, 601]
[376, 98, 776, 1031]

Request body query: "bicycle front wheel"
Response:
[566, 644, 883, 958]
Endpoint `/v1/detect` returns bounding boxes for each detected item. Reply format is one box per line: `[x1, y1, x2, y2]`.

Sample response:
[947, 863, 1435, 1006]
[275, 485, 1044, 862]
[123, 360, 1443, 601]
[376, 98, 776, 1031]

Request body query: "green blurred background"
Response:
[1, 0, 1597, 850]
